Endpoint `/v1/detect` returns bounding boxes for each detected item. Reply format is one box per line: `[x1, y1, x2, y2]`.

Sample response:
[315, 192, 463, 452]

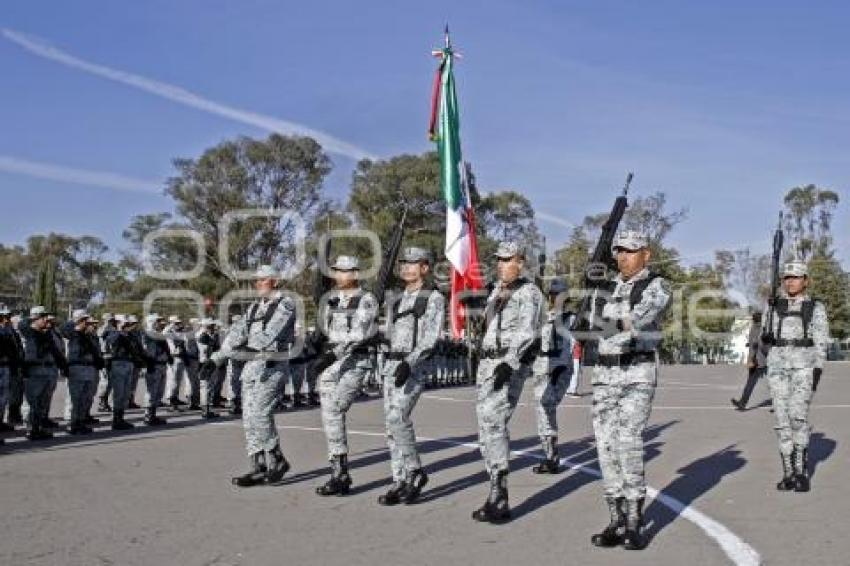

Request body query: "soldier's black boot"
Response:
[776, 451, 795, 491]
[144, 407, 167, 426]
[229, 397, 242, 415]
[316, 455, 352, 496]
[98, 397, 112, 412]
[401, 469, 429, 504]
[265, 444, 291, 484]
[26, 419, 52, 441]
[84, 412, 100, 425]
[532, 436, 561, 474]
[377, 481, 406, 506]
[0, 415, 14, 432]
[794, 447, 810, 492]
[112, 409, 135, 431]
[293, 393, 306, 408]
[127, 398, 140, 410]
[8, 406, 23, 425]
[201, 403, 219, 419]
[472, 470, 510, 523]
[591, 497, 625, 547]
[232, 452, 267, 487]
[622, 498, 647, 550]
[307, 391, 320, 406]
[42, 417, 59, 429]
[67, 421, 84, 435]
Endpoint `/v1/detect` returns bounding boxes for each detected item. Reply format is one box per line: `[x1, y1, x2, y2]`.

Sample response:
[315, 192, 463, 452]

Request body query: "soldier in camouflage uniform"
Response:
[19, 306, 67, 440]
[96, 313, 118, 413]
[226, 315, 244, 415]
[6, 314, 25, 426]
[61, 310, 103, 435]
[197, 319, 222, 419]
[530, 278, 572, 474]
[212, 265, 296, 487]
[763, 261, 829, 493]
[183, 318, 202, 410]
[0, 305, 21, 436]
[142, 314, 172, 426]
[377, 247, 445, 506]
[105, 315, 143, 430]
[587, 231, 671, 551]
[164, 316, 189, 409]
[313, 255, 379, 496]
[473, 241, 544, 523]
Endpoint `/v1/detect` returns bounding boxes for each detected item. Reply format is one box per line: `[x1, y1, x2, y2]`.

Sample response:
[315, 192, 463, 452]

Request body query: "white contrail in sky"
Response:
[2, 28, 378, 162]
[0, 155, 160, 194]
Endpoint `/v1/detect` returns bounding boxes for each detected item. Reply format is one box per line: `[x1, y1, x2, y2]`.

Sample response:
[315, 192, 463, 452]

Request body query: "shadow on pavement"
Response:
[644, 444, 746, 543]
[809, 432, 837, 478]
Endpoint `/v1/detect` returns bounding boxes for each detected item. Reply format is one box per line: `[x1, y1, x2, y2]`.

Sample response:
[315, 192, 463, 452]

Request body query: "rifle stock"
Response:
[762, 211, 784, 344]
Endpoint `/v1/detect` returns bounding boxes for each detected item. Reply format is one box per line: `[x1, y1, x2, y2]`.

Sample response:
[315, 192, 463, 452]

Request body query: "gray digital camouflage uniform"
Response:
[19, 321, 61, 433]
[762, 292, 829, 459]
[215, 292, 296, 456]
[591, 267, 671, 502]
[382, 287, 445, 482]
[476, 278, 544, 474]
[532, 310, 572, 442]
[142, 322, 171, 411]
[63, 324, 100, 428]
[319, 289, 378, 459]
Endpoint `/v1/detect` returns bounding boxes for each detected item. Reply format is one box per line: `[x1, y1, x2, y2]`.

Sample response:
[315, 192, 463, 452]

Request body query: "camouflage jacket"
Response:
[597, 268, 671, 356]
[481, 277, 545, 371]
[763, 292, 829, 369]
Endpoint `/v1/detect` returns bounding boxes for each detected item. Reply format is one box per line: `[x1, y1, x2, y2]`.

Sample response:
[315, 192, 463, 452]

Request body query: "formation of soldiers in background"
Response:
[0, 229, 829, 553]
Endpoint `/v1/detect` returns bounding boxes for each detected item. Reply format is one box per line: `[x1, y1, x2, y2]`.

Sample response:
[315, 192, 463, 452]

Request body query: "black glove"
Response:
[394, 361, 411, 388]
[493, 363, 513, 391]
[314, 351, 337, 375]
[550, 365, 567, 386]
[813, 367, 822, 392]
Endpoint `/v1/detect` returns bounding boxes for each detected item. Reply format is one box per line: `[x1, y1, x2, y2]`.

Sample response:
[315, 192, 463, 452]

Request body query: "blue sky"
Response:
[1, 0, 847, 266]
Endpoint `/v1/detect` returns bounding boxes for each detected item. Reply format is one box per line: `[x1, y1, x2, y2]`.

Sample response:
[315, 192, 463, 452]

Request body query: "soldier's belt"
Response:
[774, 338, 814, 347]
[384, 352, 411, 361]
[591, 352, 655, 367]
[25, 361, 56, 368]
[481, 347, 509, 359]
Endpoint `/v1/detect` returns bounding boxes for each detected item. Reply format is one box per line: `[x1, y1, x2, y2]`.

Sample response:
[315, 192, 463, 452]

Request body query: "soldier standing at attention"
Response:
[313, 255, 379, 497]
[62, 310, 103, 435]
[19, 306, 67, 440]
[473, 241, 544, 523]
[142, 314, 171, 426]
[763, 261, 829, 493]
[588, 231, 671, 551]
[530, 278, 572, 475]
[377, 247, 444, 506]
[212, 265, 297, 487]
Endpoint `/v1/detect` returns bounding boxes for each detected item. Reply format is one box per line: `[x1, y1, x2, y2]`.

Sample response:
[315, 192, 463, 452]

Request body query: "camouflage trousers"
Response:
[65, 366, 97, 424]
[200, 362, 223, 408]
[241, 360, 286, 456]
[164, 359, 187, 403]
[319, 357, 370, 459]
[766, 367, 814, 455]
[476, 359, 529, 474]
[382, 360, 427, 481]
[532, 365, 570, 441]
[228, 361, 243, 402]
[109, 361, 134, 411]
[184, 359, 200, 406]
[144, 364, 167, 409]
[8, 366, 23, 414]
[591, 366, 656, 500]
[0, 366, 9, 415]
[24, 368, 58, 429]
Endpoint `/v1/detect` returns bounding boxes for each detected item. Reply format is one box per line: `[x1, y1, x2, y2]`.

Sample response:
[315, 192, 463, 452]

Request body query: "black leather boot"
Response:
[307, 392, 320, 406]
[622, 498, 647, 550]
[112, 409, 135, 431]
[377, 481, 406, 506]
[794, 447, 810, 492]
[265, 444, 291, 483]
[229, 398, 242, 415]
[591, 497, 625, 547]
[401, 469, 429, 504]
[316, 455, 352, 496]
[777, 451, 795, 491]
[143, 407, 167, 426]
[532, 436, 560, 474]
[201, 403, 219, 419]
[232, 452, 267, 487]
[97, 397, 112, 412]
[472, 470, 510, 523]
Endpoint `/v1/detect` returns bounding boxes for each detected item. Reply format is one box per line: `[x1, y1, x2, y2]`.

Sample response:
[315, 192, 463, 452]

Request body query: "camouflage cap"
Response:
[254, 264, 280, 279]
[331, 255, 360, 271]
[493, 241, 524, 259]
[398, 246, 432, 264]
[72, 309, 92, 322]
[30, 305, 50, 318]
[168, 315, 182, 324]
[125, 314, 139, 324]
[782, 261, 808, 278]
[102, 312, 115, 321]
[0, 304, 10, 316]
[612, 230, 649, 252]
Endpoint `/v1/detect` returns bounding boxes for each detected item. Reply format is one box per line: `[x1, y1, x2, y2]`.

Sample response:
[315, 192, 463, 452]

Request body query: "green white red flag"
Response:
[429, 31, 483, 338]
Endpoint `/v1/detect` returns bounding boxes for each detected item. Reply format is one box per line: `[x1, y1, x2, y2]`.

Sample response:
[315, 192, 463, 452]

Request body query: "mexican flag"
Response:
[429, 34, 483, 338]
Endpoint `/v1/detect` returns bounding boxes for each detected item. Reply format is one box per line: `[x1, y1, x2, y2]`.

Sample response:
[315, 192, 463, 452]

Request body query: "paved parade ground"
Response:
[1, 362, 848, 566]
